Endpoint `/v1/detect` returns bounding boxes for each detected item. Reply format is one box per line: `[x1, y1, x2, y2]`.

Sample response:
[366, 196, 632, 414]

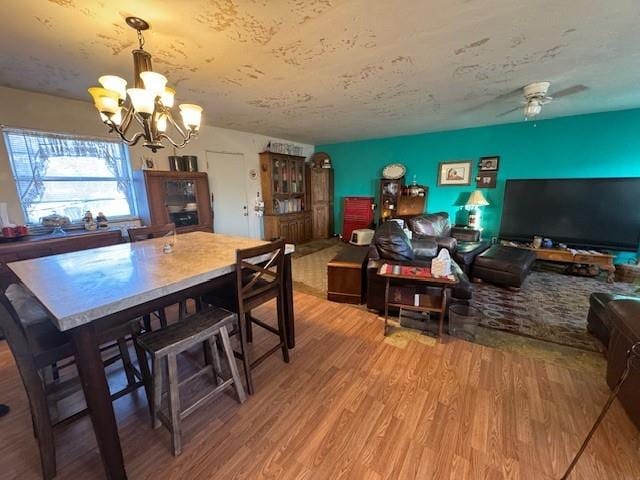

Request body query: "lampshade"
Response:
[98, 75, 127, 101]
[524, 100, 542, 119]
[160, 87, 175, 108]
[88, 87, 120, 115]
[140, 71, 167, 98]
[179, 104, 203, 130]
[127, 88, 155, 115]
[466, 190, 489, 207]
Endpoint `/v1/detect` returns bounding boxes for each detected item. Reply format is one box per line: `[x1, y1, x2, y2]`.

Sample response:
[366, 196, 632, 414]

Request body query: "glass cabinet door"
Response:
[165, 180, 199, 227]
[272, 158, 281, 194]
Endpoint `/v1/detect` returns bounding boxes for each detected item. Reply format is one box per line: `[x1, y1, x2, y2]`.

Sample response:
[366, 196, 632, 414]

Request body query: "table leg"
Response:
[71, 323, 127, 480]
[283, 253, 295, 349]
[438, 289, 448, 338]
[384, 278, 390, 336]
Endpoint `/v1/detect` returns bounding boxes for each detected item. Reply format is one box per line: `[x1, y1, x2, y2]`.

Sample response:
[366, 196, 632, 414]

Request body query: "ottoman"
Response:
[471, 245, 536, 288]
[587, 292, 638, 348]
[606, 299, 640, 430]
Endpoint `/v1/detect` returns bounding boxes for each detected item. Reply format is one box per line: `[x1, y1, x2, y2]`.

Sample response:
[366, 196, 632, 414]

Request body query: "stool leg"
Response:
[236, 312, 254, 395]
[219, 326, 246, 404]
[167, 354, 182, 456]
[207, 337, 223, 385]
[152, 357, 163, 429]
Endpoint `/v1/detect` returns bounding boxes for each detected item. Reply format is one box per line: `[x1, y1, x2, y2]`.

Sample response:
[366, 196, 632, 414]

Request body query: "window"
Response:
[3, 128, 136, 224]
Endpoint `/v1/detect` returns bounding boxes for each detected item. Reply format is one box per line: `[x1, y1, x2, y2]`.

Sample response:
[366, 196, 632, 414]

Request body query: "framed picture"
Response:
[476, 171, 497, 188]
[479, 156, 500, 171]
[437, 160, 472, 186]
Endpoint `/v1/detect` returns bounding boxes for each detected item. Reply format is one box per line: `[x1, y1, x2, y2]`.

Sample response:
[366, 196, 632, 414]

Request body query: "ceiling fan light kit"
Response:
[87, 17, 203, 152]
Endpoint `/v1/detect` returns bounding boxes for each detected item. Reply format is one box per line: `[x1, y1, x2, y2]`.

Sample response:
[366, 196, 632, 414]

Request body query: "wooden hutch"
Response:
[379, 177, 427, 222]
[134, 170, 213, 233]
[259, 152, 311, 243]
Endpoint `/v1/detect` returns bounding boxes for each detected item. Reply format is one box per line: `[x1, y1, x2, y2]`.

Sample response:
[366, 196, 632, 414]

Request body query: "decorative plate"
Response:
[382, 163, 406, 179]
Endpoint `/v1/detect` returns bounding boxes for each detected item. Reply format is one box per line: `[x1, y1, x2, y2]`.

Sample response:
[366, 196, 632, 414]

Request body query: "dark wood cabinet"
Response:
[259, 152, 311, 243]
[306, 168, 333, 239]
[0, 229, 123, 290]
[134, 170, 213, 233]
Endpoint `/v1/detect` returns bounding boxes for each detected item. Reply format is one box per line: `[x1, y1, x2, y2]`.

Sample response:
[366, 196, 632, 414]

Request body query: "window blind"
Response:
[2, 128, 136, 224]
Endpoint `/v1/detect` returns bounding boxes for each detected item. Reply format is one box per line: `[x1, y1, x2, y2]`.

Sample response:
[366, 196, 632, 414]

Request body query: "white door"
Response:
[205, 151, 250, 236]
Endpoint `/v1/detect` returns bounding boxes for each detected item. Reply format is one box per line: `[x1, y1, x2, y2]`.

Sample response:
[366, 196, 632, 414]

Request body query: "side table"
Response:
[377, 263, 459, 337]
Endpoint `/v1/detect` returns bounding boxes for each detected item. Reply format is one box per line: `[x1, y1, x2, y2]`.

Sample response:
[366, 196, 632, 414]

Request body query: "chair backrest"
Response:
[234, 239, 285, 313]
[0, 289, 55, 471]
[128, 223, 177, 243]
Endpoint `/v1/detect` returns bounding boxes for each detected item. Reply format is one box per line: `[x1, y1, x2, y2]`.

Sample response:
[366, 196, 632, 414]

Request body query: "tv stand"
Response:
[503, 243, 616, 283]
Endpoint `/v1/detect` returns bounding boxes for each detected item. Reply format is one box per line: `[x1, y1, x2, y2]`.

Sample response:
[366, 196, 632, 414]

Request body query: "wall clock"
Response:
[382, 163, 406, 180]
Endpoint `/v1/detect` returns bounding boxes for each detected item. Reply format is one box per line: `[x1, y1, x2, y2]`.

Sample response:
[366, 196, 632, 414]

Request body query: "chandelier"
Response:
[88, 17, 203, 152]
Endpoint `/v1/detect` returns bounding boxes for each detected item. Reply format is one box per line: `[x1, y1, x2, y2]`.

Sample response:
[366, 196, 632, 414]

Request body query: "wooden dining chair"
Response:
[0, 285, 150, 480]
[127, 223, 186, 326]
[204, 239, 289, 395]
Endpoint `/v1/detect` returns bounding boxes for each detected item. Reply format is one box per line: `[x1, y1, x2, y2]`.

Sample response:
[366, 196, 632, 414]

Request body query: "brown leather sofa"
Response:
[587, 293, 640, 430]
[366, 221, 473, 312]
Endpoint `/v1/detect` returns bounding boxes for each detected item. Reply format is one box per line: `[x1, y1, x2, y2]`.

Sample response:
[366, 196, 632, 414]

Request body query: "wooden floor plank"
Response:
[0, 292, 639, 479]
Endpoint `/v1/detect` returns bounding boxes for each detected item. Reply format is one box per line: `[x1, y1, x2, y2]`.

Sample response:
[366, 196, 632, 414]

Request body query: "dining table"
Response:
[8, 231, 296, 480]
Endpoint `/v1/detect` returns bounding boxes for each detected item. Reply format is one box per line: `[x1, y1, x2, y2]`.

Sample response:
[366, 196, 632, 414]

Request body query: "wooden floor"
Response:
[1, 292, 639, 479]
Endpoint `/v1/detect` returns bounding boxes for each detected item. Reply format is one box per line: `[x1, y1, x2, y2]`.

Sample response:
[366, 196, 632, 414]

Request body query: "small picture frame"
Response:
[476, 171, 497, 188]
[479, 156, 500, 171]
[437, 160, 472, 186]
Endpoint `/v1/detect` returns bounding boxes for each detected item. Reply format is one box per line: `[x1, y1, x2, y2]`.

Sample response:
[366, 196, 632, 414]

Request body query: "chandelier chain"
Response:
[137, 29, 145, 50]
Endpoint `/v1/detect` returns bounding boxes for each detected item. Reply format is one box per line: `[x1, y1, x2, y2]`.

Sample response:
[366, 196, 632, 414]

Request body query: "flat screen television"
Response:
[499, 178, 640, 250]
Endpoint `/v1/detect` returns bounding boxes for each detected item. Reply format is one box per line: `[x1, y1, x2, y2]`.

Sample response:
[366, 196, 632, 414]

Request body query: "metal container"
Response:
[168, 156, 185, 171]
[182, 155, 198, 172]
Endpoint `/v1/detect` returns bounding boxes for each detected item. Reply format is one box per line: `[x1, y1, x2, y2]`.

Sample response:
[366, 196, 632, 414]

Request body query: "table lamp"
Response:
[465, 190, 489, 229]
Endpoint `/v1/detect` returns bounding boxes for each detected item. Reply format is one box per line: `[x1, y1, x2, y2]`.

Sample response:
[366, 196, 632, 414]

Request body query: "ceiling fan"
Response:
[497, 82, 588, 119]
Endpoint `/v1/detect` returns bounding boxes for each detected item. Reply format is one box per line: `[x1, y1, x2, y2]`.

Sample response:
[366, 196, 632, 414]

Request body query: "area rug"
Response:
[471, 271, 636, 353]
[291, 242, 344, 298]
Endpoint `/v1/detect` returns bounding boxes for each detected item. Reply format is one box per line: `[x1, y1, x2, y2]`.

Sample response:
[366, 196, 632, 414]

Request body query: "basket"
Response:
[614, 264, 640, 283]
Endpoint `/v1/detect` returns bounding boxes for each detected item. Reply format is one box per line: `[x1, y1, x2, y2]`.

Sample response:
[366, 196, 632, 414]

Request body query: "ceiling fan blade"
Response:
[496, 106, 521, 118]
[552, 84, 589, 98]
[462, 87, 524, 113]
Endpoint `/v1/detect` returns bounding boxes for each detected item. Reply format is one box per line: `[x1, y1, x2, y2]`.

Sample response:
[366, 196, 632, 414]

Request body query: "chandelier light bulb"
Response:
[100, 108, 123, 126]
[88, 87, 120, 115]
[98, 75, 127, 101]
[127, 88, 155, 115]
[161, 87, 175, 108]
[140, 71, 168, 98]
[179, 104, 203, 130]
[156, 113, 168, 132]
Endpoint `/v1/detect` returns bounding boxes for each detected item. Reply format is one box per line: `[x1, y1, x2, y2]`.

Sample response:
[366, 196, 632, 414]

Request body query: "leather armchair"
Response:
[406, 212, 490, 273]
[366, 221, 472, 312]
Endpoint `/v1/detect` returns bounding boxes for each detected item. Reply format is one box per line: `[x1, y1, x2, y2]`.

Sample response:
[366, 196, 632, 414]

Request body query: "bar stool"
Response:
[136, 307, 246, 456]
[204, 239, 289, 395]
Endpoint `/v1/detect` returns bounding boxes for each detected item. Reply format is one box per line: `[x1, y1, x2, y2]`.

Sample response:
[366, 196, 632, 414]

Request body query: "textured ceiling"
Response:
[1, 0, 639, 144]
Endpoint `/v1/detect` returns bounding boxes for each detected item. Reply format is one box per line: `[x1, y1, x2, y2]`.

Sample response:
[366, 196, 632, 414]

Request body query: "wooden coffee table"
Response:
[377, 264, 459, 337]
[511, 245, 616, 283]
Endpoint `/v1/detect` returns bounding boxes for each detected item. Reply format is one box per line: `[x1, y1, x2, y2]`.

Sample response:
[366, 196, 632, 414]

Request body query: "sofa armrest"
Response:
[451, 226, 480, 242]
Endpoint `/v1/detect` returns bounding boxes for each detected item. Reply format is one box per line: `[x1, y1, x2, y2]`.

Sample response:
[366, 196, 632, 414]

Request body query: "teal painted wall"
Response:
[319, 108, 640, 261]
